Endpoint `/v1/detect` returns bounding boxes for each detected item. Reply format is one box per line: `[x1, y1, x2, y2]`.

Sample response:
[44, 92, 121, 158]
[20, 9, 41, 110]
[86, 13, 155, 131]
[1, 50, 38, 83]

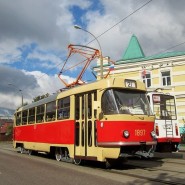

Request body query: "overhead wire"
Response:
[34, 0, 154, 78]
[14, 0, 156, 98]
[86, 0, 153, 45]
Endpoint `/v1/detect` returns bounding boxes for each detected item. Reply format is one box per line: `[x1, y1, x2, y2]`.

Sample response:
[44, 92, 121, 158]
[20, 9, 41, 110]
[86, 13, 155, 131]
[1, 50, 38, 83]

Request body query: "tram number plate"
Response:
[125, 79, 136, 88]
[135, 129, 146, 136]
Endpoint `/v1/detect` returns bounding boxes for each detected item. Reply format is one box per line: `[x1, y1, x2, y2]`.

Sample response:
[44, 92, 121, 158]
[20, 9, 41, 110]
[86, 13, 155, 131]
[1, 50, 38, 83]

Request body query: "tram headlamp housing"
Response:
[151, 131, 157, 139]
[123, 130, 130, 138]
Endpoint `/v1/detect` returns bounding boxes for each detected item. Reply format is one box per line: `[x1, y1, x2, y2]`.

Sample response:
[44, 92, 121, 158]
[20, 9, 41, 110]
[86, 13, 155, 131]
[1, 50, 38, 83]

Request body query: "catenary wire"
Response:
[14, 0, 185, 100]
[30, 0, 154, 84]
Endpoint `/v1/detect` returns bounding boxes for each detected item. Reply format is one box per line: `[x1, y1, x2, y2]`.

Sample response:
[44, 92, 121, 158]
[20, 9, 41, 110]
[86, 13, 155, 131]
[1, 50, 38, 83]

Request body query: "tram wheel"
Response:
[28, 150, 37, 155]
[55, 148, 62, 161]
[105, 159, 114, 169]
[28, 150, 32, 155]
[105, 159, 124, 169]
[19, 146, 25, 154]
[73, 158, 82, 165]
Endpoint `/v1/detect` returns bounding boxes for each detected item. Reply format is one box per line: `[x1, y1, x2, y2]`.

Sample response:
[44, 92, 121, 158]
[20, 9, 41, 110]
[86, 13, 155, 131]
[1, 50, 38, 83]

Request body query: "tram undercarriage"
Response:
[119, 144, 156, 158]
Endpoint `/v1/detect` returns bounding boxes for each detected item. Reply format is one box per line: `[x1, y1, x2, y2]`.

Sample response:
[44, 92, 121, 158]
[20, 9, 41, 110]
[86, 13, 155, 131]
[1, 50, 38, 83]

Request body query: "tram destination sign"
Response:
[125, 79, 137, 88]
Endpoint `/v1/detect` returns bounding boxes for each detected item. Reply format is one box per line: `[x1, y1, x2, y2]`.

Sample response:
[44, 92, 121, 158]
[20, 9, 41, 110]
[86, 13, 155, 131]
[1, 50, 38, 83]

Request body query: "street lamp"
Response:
[74, 25, 104, 79]
[8, 83, 23, 106]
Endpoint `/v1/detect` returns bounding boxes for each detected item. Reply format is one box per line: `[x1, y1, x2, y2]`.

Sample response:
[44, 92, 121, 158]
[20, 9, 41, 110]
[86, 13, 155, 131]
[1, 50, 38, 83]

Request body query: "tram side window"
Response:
[46, 101, 56, 121]
[88, 93, 92, 119]
[75, 96, 80, 120]
[36, 105, 45, 123]
[88, 121, 92, 147]
[87, 91, 97, 119]
[81, 121, 84, 146]
[28, 108, 35, 124]
[94, 91, 97, 118]
[75, 122, 79, 146]
[16, 112, 21, 126]
[57, 97, 70, 120]
[94, 121, 97, 147]
[22, 110, 28, 125]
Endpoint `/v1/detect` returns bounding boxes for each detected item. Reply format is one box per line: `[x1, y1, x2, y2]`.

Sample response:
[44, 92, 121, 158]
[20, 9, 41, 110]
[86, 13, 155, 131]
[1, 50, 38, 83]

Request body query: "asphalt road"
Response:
[0, 144, 143, 185]
[1, 143, 185, 185]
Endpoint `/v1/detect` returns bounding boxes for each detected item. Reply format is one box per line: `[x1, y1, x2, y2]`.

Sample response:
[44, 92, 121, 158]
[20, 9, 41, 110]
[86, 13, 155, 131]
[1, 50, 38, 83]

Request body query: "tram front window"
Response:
[153, 94, 177, 120]
[102, 89, 152, 115]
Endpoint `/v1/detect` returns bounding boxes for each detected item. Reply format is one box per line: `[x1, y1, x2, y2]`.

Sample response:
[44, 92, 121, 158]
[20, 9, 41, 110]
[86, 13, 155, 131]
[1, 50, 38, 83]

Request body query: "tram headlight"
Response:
[151, 131, 157, 139]
[123, 130, 130, 138]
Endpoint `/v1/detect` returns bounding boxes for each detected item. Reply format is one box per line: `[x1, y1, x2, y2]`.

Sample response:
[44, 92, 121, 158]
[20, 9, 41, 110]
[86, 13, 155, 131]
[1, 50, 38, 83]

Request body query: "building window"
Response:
[142, 72, 151, 87]
[161, 71, 171, 86]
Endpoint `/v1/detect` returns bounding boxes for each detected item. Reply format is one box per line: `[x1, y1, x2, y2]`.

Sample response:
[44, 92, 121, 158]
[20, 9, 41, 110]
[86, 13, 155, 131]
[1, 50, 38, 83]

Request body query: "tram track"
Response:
[1, 145, 185, 185]
[100, 157, 185, 185]
[125, 157, 185, 173]
[105, 168, 185, 185]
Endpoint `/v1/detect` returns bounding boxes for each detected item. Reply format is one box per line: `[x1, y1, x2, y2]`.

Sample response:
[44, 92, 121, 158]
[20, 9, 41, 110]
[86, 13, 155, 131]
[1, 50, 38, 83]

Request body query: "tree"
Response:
[6, 124, 13, 136]
[32, 93, 50, 102]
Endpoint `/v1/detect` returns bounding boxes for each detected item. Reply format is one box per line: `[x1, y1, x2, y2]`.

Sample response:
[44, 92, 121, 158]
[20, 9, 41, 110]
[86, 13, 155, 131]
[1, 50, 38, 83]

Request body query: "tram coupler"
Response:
[134, 145, 156, 158]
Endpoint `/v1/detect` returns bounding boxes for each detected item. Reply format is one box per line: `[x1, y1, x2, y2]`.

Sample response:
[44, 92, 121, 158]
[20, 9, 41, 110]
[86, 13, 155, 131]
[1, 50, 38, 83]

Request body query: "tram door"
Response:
[74, 91, 97, 160]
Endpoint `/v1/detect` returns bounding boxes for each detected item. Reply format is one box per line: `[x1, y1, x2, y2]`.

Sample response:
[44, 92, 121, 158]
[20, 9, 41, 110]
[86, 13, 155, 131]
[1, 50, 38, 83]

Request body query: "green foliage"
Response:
[5, 125, 13, 136]
[32, 93, 50, 102]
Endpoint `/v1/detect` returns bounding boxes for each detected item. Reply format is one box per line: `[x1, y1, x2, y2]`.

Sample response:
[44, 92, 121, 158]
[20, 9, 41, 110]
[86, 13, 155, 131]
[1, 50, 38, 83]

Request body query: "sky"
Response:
[0, 0, 185, 110]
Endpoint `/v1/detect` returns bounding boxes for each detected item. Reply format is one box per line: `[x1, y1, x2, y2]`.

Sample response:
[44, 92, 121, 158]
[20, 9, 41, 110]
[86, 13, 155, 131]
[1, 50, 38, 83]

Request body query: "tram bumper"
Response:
[119, 141, 157, 158]
[135, 141, 157, 158]
[134, 147, 154, 158]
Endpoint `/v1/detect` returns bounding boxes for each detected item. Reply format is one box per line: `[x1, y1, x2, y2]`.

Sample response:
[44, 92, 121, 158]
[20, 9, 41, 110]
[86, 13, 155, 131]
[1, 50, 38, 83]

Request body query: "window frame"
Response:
[57, 96, 70, 120]
[15, 112, 22, 126]
[161, 70, 171, 86]
[46, 101, 56, 121]
[22, 110, 28, 125]
[142, 71, 151, 88]
[28, 107, 36, 124]
[36, 104, 45, 123]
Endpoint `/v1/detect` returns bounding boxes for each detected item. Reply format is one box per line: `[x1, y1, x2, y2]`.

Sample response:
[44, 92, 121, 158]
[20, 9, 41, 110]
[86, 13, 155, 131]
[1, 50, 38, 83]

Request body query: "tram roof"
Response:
[19, 93, 59, 111]
[18, 77, 146, 112]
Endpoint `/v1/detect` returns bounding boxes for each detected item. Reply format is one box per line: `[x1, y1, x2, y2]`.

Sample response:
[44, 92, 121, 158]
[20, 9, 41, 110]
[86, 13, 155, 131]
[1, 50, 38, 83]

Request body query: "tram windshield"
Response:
[102, 89, 152, 115]
[152, 94, 177, 120]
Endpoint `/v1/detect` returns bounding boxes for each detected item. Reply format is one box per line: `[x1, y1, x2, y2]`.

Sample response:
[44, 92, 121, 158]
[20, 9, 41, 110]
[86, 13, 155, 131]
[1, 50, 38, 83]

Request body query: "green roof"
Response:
[93, 35, 185, 69]
[117, 34, 185, 65]
[122, 34, 145, 60]
[117, 50, 185, 65]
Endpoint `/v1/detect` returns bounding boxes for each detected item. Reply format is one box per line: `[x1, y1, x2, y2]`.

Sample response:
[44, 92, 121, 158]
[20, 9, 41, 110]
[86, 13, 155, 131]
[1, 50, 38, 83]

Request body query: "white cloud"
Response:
[22, 70, 76, 101]
[0, 39, 22, 63]
[83, 0, 185, 59]
[1, 0, 185, 110]
[0, 65, 76, 109]
[0, 93, 22, 110]
[27, 50, 63, 69]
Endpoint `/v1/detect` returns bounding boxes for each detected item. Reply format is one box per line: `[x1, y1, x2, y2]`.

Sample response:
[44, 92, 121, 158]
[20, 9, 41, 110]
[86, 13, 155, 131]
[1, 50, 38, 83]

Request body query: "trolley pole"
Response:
[74, 25, 103, 79]
[8, 83, 23, 106]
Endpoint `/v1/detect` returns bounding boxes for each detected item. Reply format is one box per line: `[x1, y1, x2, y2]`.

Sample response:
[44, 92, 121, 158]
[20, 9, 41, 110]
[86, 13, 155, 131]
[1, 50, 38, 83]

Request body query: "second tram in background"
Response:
[147, 92, 181, 152]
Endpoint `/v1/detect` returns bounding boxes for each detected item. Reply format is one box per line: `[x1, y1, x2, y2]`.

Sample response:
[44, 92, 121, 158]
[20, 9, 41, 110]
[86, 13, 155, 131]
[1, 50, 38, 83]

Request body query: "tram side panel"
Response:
[14, 120, 75, 152]
[97, 120, 154, 143]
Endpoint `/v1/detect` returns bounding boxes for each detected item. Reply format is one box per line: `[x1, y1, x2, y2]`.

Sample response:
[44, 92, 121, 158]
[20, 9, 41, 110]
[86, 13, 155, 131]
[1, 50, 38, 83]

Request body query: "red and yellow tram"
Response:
[13, 77, 157, 167]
